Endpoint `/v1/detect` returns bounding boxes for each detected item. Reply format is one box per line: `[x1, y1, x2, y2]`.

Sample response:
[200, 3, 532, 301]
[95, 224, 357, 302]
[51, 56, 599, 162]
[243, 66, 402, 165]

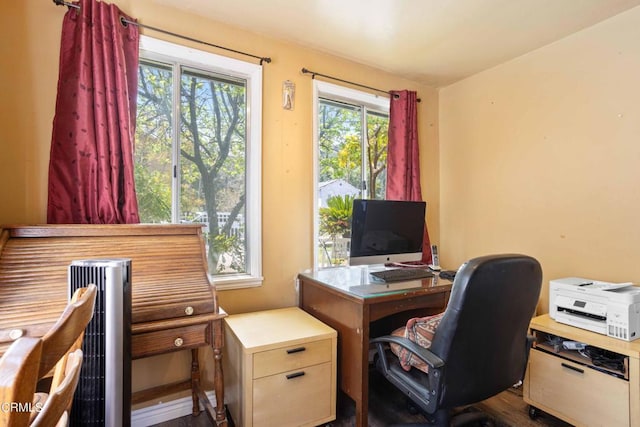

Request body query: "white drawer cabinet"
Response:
[223, 307, 337, 427]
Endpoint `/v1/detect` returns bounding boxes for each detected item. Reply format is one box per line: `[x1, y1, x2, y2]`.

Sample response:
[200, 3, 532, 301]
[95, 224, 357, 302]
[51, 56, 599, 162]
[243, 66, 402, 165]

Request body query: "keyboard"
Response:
[370, 268, 434, 283]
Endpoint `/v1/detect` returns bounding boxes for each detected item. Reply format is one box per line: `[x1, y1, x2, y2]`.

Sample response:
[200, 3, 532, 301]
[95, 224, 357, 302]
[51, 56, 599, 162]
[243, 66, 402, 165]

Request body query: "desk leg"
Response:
[355, 307, 370, 427]
[190, 319, 227, 427]
[212, 318, 227, 425]
[191, 348, 227, 427]
[190, 348, 201, 415]
[299, 280, 369, 427]
[338, 323, 369, 427]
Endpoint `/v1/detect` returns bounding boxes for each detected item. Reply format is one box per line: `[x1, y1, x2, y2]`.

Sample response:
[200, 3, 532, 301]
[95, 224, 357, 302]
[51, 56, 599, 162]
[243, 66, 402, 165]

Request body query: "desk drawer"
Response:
[528, 349, 629, 427]
[132, 323, 209, 359]
[253, 361, 333, 426]
[253, 338, 332, 379]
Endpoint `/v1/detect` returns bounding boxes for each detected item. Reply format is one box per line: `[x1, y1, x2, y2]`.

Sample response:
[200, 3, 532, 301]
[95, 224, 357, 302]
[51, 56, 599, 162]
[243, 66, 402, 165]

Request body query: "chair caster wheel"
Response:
[528, 405, 539, 420]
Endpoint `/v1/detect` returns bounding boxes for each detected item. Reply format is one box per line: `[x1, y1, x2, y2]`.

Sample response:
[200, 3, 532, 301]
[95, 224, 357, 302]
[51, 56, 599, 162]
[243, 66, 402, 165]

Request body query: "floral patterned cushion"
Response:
[390, 312, 445, 373]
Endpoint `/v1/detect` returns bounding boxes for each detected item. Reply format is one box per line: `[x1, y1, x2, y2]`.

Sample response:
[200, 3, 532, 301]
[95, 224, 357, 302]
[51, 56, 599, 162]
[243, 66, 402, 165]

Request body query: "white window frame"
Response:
[312, 80, 389, 269]
[139, 35, 263, 288]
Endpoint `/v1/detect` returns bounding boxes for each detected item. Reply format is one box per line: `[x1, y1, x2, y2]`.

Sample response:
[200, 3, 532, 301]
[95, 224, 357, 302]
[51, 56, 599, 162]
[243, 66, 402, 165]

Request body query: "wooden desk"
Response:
[0, 224, 227, 426]
[298, 267, 452, 427]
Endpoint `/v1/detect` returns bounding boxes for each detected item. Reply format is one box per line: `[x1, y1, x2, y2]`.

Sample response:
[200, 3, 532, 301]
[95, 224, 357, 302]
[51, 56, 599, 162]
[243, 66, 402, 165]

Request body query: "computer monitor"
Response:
[349, 199, 426, 266]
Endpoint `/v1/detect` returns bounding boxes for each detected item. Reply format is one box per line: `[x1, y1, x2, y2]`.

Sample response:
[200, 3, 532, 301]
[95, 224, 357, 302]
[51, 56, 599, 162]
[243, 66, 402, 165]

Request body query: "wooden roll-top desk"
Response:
[0, 224, 227, 426]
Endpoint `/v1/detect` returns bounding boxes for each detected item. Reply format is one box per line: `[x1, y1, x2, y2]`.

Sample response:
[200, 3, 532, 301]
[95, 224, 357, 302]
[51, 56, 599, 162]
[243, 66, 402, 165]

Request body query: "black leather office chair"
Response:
[371, 254, 542, 426]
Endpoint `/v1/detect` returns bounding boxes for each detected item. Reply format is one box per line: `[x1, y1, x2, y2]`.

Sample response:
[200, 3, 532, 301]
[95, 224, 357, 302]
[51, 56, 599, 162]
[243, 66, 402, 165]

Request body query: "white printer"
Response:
[549, 277, 640, 341]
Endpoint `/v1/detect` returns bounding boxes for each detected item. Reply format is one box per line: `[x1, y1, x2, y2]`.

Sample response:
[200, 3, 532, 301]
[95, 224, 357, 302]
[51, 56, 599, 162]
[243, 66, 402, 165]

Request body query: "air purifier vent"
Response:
[69, 258, 131, 427]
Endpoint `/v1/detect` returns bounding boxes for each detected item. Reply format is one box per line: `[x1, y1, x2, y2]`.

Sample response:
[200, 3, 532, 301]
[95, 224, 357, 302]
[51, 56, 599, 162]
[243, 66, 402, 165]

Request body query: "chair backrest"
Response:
[429, 254, 542, 408]
[32, 349, 84, 427]
[38, 284, 97, 379]
[32, 284, 96, 427]
[0, 337, 43, 426]
[0, 285, 96, 427]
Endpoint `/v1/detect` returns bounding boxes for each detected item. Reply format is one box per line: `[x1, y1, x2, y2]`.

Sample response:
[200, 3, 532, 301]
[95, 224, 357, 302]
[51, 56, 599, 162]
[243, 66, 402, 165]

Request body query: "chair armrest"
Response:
[527, 334, 536, 347]
[371, 335, 445, 369]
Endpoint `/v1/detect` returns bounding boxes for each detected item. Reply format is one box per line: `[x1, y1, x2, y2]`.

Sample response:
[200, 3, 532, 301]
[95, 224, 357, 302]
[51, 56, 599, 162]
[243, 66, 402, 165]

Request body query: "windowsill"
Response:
[211, 274, 264, 290]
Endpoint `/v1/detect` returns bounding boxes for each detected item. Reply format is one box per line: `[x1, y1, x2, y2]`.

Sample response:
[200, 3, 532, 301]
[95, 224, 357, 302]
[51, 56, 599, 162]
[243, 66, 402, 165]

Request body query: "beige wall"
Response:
[0, 1, 438, 406]
[439, 6, 640, 313]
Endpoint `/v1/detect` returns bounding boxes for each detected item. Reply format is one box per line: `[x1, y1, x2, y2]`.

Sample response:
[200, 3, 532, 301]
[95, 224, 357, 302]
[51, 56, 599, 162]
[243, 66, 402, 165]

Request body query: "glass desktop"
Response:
[301, 265, 448, 298]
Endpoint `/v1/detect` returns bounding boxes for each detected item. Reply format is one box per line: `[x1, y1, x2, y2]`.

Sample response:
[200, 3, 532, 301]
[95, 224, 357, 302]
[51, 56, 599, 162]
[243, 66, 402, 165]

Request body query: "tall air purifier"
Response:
[68, 258, 132, 427]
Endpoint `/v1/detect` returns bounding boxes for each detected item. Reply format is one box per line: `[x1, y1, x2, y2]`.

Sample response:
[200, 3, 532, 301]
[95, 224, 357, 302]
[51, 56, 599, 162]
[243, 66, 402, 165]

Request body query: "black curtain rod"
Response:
[53, 0, 272, 65]
[301, 68, 420, 102]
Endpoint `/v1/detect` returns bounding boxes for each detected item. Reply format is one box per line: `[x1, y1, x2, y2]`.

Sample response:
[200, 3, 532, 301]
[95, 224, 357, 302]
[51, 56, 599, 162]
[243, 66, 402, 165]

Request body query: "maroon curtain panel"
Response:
[386, 90, 432, 263]
[47, 0, 140, 224]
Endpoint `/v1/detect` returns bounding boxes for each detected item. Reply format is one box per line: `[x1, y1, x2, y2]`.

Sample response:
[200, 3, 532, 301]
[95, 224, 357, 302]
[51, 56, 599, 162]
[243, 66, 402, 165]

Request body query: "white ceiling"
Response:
[155, 0, 640, 87]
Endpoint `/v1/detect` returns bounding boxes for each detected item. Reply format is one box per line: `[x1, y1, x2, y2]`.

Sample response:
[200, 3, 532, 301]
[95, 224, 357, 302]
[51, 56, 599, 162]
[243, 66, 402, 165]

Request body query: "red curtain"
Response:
[386, 90, 432, 263]
[47, 0, 140, 224]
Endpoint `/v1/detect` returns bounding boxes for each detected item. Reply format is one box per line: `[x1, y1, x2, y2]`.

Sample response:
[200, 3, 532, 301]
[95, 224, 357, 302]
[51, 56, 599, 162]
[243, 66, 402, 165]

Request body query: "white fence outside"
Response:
[183, 212, 244, 238]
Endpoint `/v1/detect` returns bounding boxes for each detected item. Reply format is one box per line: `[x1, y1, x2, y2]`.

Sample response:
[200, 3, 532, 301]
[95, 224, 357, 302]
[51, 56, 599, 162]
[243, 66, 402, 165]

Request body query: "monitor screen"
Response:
[349, 199, 426, 266]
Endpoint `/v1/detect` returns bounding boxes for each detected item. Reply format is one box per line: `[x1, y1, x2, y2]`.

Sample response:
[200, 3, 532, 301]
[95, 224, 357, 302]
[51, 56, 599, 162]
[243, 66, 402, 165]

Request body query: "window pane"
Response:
[136, 60, 249, 277]
[135, 61, 173, 224]
[365, 111, 389, 200]
[315, 94, 389, 269]
[137, 36, 262, 286]
[317, 99, 363, 268]
[318, 99, 362, 191]
[180, 68, 248, 276]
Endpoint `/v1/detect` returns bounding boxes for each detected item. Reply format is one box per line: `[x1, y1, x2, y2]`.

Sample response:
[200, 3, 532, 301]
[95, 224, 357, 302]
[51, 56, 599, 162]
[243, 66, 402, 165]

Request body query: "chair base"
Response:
[390, 406, 495, 427]
[450, 408, 495, 427]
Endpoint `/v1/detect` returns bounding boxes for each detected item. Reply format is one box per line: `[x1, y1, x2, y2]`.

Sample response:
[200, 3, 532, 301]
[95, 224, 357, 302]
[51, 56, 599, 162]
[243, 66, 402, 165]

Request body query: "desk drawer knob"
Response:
[184, 306, 194, 315]
[174, 337, 184, 347]
[9, 329, 24, 340]
[286, 346, 306, 354]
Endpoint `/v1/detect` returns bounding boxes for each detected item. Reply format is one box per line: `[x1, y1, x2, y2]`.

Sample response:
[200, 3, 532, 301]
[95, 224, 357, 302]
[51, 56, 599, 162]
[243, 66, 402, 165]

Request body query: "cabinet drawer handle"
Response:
[561, 362, 584, 374]
[286, 346, 306, 354]
[174, 337, 184, 347]
[286, 371, 305, 380]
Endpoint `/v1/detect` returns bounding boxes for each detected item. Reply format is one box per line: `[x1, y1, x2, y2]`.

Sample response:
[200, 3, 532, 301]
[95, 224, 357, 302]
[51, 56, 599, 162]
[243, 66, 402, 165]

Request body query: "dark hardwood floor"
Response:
[326, 370, 571, 427]
[153, 369, 571, 427]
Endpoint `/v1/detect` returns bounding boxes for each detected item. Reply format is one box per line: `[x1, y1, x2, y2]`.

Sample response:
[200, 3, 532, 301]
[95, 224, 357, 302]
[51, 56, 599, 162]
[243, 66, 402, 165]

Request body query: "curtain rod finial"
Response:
[301, 68, 316, 79]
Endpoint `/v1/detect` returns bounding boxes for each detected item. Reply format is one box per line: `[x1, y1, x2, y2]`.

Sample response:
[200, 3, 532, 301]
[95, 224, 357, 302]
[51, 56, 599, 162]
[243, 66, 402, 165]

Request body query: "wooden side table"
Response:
[223, 307, 337, 427]
[524, 314, 640, 426]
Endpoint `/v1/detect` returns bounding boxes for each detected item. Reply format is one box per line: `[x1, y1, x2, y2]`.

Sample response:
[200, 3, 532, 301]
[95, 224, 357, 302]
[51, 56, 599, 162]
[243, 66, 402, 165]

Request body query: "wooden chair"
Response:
[0, 337, 43, 426]
[0, 285, 97, 427]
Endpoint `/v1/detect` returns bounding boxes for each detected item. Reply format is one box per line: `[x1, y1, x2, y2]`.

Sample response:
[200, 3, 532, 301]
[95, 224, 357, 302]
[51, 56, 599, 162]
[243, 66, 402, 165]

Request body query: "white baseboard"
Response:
[131, 391, 217, 427]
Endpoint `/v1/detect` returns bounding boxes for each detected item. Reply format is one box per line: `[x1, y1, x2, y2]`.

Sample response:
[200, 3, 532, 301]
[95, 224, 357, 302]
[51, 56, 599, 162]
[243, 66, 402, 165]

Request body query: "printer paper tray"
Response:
[554, 311, 607, 335]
